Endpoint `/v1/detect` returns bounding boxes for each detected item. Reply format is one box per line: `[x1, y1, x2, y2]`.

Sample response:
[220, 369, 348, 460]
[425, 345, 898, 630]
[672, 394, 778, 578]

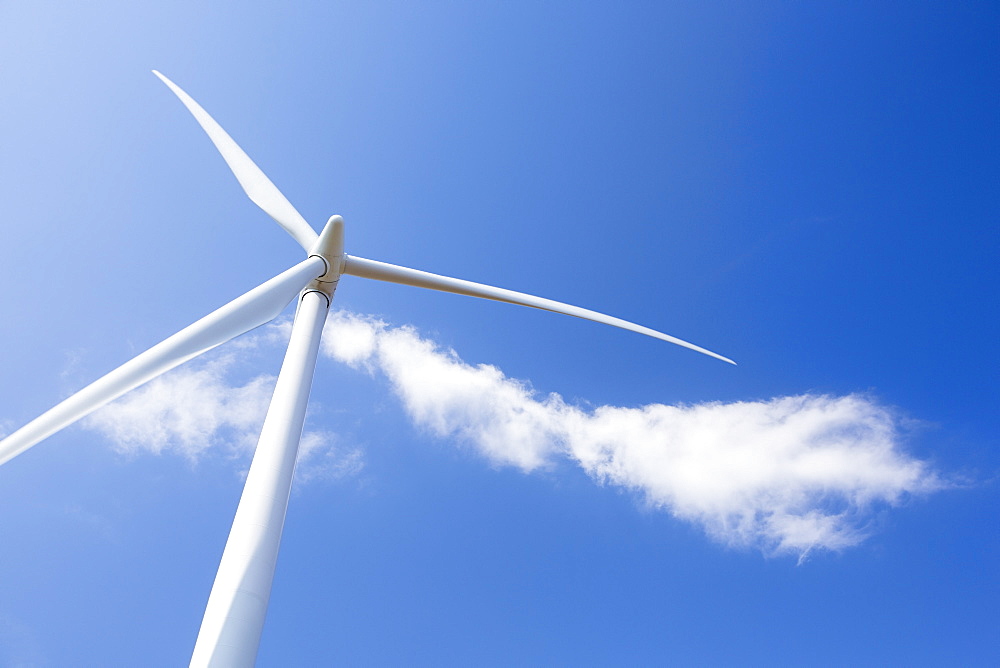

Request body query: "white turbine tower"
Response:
[0, 72, 735, 667]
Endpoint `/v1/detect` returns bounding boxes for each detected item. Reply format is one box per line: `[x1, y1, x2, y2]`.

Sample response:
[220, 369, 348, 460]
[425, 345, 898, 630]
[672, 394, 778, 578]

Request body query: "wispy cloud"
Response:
[79, 310, 942, 557]
[322, 311, 943, 557]
[82, 344, 362, 482]
[84, 353, 273, 459]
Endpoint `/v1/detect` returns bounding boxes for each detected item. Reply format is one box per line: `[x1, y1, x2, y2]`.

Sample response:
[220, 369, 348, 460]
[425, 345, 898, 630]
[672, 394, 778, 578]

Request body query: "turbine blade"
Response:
[0, 257, 326, 467]
[343, 255, 736, 365]
[152, 70, 319, 251]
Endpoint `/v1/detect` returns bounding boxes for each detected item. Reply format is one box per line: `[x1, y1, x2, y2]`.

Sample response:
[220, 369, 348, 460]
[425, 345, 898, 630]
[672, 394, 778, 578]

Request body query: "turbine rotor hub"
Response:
[306, 215, 346, 300]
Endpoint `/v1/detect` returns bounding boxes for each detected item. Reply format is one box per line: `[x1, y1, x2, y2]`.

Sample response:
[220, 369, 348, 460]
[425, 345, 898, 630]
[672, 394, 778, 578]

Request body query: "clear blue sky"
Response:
[0, 2, 997, 665]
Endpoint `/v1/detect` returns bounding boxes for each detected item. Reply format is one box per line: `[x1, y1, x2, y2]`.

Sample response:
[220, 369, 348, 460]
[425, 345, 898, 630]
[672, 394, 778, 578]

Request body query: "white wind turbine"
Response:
[0, 72, 735, 667]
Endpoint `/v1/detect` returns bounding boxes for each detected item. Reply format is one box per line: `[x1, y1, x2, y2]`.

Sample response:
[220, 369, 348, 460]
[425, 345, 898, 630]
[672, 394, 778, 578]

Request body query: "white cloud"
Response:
[562, 395, 937, 557]
[321, 311, 942, 557]
[296, 429, 365, 483]
[76, 309, 942, 557]
[83, 352, 273, 460]
[83, 343, 362, 482]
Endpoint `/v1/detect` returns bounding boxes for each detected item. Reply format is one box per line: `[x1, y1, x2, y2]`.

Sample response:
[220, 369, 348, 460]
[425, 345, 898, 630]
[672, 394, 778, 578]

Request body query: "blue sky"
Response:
[0, 2, 997, 665]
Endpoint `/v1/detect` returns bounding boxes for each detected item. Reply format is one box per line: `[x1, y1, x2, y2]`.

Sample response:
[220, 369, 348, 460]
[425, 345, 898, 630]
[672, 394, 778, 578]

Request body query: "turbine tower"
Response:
[0, 72, 734, 667]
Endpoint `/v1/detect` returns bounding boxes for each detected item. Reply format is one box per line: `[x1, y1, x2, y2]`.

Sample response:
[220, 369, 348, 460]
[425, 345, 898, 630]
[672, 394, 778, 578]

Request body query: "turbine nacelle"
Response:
[306, 214, 346, 300]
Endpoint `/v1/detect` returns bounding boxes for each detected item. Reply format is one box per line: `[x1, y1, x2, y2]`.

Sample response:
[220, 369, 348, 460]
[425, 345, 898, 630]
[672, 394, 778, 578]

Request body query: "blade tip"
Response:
[151, 70, 178, 91]
[705, 350, 737, 365]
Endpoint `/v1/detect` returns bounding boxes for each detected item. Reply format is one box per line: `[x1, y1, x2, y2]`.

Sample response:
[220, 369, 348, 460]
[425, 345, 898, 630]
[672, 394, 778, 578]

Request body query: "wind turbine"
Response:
[0, 71, 735, 667]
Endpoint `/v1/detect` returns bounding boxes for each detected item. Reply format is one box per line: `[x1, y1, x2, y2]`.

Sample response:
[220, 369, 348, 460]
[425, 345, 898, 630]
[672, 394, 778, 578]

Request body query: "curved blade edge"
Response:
[343, 255, 736, 365]
[152, 70, 318, 251]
